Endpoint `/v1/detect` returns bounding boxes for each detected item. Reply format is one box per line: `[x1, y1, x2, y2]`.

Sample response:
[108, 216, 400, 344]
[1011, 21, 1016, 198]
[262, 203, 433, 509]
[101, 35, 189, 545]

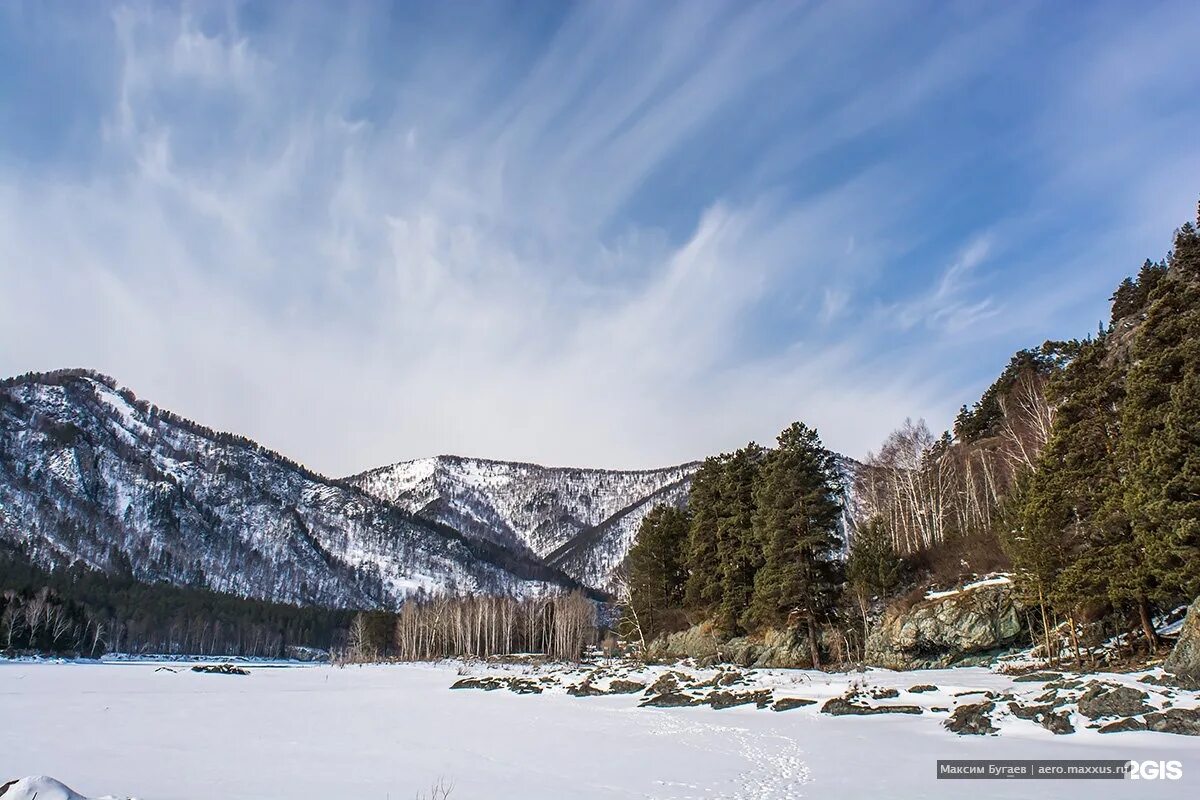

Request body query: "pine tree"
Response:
[1121, 218, 1200, 628]
[715, 443, 764, 634]
[684, 455, 727, 616]
[845, 516, 903, 640]
[1006, 336, 1130, 654]
[625, 506, 692, 643]
[746, 422, 844, 667]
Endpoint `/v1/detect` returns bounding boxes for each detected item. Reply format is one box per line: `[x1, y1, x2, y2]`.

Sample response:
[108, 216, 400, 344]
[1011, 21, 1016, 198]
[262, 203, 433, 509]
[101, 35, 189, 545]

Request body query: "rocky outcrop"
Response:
[1164, 596, 1200, 680]
[865, 582, 1024, 670]
[646, 625, 723, 662]
[647, 624, 813, 669]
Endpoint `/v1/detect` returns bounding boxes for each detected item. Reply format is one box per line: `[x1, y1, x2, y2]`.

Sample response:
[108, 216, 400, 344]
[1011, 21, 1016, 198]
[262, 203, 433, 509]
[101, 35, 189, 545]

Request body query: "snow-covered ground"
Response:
[1, 660, 1196, 799]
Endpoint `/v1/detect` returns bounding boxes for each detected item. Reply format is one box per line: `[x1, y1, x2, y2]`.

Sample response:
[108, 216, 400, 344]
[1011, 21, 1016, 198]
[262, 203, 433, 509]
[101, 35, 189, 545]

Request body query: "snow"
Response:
[925, 573, 1013, 600]
[0, 776, 95, 800]
[3, 660, 1197, 799]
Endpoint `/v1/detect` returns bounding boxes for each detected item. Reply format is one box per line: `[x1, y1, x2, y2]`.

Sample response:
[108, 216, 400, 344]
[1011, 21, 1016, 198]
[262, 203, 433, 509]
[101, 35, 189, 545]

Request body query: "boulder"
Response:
[1008, 702, 1074, 734]
[1013, 671, 1063, 683]
[773, 697, 818, 712]
[908, 684, 938, 693]
[1164, 596, 1200, 680]
[567, 681, 605, 697]
[822, 697, 922, 716]
[1144, 708, 1200, 736]
[944, 702, 998, 735]
[640, 692, 702, 708]
[449, 677, 503, 691]
[1077, 682, 1152, 719]
[1099, 717, 1147, 734]
[191, 663, 249, 676]
[605, 680, 646, 695]
[865, 582, 1024, 670]
[706, 689, 773, 710]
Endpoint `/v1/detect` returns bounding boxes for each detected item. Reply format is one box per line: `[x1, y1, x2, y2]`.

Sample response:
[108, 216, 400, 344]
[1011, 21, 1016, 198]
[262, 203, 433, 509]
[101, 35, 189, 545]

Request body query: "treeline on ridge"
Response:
[0, 544, 352, 658]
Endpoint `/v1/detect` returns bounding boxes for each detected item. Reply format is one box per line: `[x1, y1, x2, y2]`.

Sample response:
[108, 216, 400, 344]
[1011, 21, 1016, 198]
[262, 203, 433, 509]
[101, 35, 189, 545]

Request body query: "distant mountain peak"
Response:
[348, 455, 701, 588]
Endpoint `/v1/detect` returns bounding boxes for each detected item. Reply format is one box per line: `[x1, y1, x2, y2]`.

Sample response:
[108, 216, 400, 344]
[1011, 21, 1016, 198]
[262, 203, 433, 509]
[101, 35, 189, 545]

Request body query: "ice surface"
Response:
[2, 660, 1197, 799]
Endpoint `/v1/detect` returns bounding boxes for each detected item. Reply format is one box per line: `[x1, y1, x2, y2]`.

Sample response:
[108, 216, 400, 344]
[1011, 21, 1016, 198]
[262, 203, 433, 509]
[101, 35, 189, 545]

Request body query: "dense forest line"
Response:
[625, 203, 1200, 667]
[0, 544, 353, 657]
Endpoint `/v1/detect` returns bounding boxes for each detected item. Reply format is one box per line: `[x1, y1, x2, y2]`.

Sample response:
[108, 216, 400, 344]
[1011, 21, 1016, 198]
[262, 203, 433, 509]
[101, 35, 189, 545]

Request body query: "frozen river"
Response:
[1, 661, 1195, 799]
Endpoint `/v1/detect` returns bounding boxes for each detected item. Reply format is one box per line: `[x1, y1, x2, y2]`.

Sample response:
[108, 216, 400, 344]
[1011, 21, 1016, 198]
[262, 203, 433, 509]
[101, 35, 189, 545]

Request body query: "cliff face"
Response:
[864, 578, 1024, 670]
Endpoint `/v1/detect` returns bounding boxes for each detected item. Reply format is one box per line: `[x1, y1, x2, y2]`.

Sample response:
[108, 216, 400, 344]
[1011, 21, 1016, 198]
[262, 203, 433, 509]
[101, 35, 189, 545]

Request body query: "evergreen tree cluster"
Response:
[1005, 207, 1200, 654]
[625, 423, 844, 666]
[0, 543, 352, 657]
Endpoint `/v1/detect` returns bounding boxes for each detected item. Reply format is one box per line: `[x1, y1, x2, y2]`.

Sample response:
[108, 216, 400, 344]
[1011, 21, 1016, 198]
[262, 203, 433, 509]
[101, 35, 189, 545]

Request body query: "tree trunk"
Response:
[1038, 587, 1054, 666]
[1067, 609, 1083, 668]
[1137, 596, 1160, 654]
[806, 612, 821, 670]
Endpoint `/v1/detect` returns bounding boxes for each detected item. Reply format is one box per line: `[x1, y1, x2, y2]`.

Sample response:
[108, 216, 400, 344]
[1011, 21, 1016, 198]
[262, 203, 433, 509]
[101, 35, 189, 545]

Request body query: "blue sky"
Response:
[2, 1, 1198, 474]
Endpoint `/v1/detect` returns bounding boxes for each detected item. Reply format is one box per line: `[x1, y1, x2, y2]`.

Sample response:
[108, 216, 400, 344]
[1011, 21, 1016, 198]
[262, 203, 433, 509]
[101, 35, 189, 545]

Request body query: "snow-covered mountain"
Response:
[0, 370, 580, 608]
[347, 456, 699, 589]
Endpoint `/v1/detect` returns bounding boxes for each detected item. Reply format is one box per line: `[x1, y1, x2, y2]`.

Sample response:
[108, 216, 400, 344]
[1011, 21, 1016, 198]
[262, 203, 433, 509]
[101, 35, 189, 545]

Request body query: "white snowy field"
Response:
[1, 660, 1196, 800]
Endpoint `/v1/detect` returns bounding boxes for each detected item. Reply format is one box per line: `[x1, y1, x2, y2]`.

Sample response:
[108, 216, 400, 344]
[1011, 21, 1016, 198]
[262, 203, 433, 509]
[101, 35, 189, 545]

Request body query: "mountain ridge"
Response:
[0, 369, 595, 608]
[0, 368, 703, 604]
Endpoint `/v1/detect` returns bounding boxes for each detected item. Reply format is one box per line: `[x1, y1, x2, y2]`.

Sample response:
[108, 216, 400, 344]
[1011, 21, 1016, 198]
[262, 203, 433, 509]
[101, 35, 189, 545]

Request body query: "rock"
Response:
[640, 692, 702, 708]
[945, 702, 998, 735]
[567, 681, 605, 697]
[908, 684, 938, 693]
[1007, 701, 1050, 721]
[715, 670, 745, 687]
[773, 697, 818, 712]
[1099, 717, 1147, 734]
[647, 673, 687, 695]
[1077, 682, 1152, 718]
[506, 679, 543, 695]
[191, 663, 249, 676]
[606, 680, 646, 694]
[707, 689, 773, 710]
[821, 697, 922, 716]
[1013, 671, 1063, 683]
[0, 776, 92, 800]
[870, 687, 900, 699]
[865, 582, 1024, 670]
[646, 625, 723, 662]
[450, 677, 503, 691]
[1139, 672, 1200, 691]
[1144, 708, 1200, 736]
[1164, 596, 1200, 680]
[931, 706, 949, 713]
[1039, 710, 1075, 735]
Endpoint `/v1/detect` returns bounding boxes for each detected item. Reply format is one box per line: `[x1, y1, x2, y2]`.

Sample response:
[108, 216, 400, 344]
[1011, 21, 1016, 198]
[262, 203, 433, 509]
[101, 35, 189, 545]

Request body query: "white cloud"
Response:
[2, 2, 1197, 475]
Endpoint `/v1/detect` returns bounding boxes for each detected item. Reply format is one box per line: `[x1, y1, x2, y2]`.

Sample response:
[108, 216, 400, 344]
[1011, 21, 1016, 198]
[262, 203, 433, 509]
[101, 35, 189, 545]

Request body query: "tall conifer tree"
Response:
[747, 422, 843, 667]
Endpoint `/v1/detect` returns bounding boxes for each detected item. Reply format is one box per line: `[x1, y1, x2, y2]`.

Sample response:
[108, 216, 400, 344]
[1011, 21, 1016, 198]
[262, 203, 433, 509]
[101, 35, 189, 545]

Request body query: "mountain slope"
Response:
[0, 370, 577, 608]
[348, 455, 700, 588]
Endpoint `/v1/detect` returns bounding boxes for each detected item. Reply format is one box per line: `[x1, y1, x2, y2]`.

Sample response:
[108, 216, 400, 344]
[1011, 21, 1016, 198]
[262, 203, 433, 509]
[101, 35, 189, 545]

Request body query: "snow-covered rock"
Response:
[0, 776, 113, 800]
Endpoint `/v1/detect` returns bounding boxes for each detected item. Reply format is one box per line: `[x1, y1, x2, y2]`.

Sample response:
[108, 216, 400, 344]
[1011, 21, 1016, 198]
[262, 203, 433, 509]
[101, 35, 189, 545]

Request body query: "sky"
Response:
[2, 1, 1199, 476]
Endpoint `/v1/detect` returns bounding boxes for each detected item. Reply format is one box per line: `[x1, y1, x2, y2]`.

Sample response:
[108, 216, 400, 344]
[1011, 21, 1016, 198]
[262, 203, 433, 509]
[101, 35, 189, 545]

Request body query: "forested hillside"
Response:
[0, 544, 352, 657]
[626, 202, 1200, 667]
